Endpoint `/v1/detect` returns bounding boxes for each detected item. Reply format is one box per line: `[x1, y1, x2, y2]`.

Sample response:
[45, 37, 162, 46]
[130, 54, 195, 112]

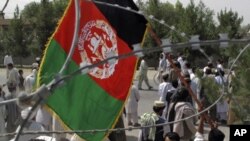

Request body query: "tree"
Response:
[36, 0, 57, 51]
[239, 24, 250, 38]
[136, 0, 178, 68]
[135, 0, 223, 68]
[0, 30, 8, 54]
[21, 0, 68, 54]
[214, 9, 249, 124]
[228, 48, 250, 124]
[217, 9, 243, 39]
[180, 0, 217, 40]
[137, 0, 177, 44]
[52, 0, 69, 21]
[5, 6, 33, 66]
[217, 9, 244, 68]
[173, 0, 218, 63]
[20, 2, 40, 55]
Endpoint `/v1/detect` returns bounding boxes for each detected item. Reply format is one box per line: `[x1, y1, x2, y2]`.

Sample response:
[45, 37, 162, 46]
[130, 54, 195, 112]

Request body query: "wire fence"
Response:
[0, 0, 250, 140]
[0, 36, 248, 140]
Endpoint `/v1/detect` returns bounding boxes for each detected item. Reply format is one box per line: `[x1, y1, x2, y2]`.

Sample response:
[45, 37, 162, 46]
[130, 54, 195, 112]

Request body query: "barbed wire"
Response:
[1, 41, 249, 139]
[0, 39, 249, 139]
[0, 92, 226, 137]
[87, 0, 248, 128]
[90, 0, 214, 62]
[0, 34, 248, 107]
[52, 39, 250, 88]
[0, 97, 18, 106]
[0, 39, 249, 106]
[91, 0, 187, 37]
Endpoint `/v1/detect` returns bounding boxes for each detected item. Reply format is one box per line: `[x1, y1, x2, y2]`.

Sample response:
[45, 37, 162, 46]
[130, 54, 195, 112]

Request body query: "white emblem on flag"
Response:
[78, 20, 118, 79]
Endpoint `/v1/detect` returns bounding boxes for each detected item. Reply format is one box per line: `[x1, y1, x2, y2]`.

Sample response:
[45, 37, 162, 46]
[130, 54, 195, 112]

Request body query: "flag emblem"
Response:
[78, 20, 118, 79]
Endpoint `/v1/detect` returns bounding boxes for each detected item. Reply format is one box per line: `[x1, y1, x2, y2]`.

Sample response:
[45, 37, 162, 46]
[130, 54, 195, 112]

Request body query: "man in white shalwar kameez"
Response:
[190, 70, 202, 112]
[126, 84, 140, 126]
[158, 53, 167, 83]
[4, 54, 13, 79]
[6, 63, 20, 97]
[35, 107, 52, 130]
[23, 64, 52, 132]
[214, 70, 228, 123]
[5, 63, 21, 133]
[24, 66, 38, 93]
[138, 58, 153, 90]
[158, 73, 173, 119]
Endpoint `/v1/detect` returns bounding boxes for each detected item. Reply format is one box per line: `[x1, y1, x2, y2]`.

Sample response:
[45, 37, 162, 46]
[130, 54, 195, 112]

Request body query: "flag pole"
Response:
[148, 26, 215, 132]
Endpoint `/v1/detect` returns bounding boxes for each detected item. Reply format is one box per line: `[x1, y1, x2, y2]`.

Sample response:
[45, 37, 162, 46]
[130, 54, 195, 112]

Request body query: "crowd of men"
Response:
[126, 52, 230, 141]
[0, 52, 230, 141]
[0, 55, 60, 141]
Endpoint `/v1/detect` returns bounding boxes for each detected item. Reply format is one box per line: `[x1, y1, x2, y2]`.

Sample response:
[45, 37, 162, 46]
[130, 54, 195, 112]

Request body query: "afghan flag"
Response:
[37, 0, 147, 140]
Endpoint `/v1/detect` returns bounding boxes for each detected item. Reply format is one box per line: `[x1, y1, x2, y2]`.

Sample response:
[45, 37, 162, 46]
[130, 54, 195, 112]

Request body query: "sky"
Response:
[0, 0, 250, 25]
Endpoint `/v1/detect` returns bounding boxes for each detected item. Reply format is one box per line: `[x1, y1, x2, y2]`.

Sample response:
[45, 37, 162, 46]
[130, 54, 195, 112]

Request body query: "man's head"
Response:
[172, 61, 181, 69]
[208, 128, 225, 141]
[217, 59, 223, 64]
[162, 73, 169, 82]
[185, 62, 191, 69]
[178, 52, 183, 57]
[160, 53, 165, 59]
[7, 63, 13, 70]
[18, 69, 23, 75]
[205, 68, 212, 75]
[36, 57, 41, 64]
[32, 63, 39, 70]
[171, 87, 189, 103]
[153, 100, 165, 116]
[165, 132, 180, 141]
[207, 61, 213, 68]
[184, 77, 191, 85]
[171, 80, 178, 88]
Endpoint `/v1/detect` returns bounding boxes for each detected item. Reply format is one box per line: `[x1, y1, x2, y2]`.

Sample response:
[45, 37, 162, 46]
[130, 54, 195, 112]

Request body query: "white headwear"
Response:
[32, 63, 39, 69]
[153, 100, 165, 108]
[36, 57, 41, 61]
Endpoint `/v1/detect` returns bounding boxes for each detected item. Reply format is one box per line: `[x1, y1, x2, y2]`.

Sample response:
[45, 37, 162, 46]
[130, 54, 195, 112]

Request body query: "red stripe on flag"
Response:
[54, 1, 136, 101]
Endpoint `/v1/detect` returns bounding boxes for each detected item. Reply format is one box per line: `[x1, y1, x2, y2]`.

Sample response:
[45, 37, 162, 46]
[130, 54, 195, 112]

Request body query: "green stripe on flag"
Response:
[39, 39, 123, 140]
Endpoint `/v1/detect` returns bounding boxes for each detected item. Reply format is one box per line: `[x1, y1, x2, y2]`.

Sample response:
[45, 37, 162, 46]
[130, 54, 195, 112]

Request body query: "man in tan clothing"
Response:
[167, 87, 197, 141]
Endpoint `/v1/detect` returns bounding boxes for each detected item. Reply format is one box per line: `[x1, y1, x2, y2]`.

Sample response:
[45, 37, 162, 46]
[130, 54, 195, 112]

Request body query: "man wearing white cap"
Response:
[24, 63, 38, 93]
[138, 100, 170, 141]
